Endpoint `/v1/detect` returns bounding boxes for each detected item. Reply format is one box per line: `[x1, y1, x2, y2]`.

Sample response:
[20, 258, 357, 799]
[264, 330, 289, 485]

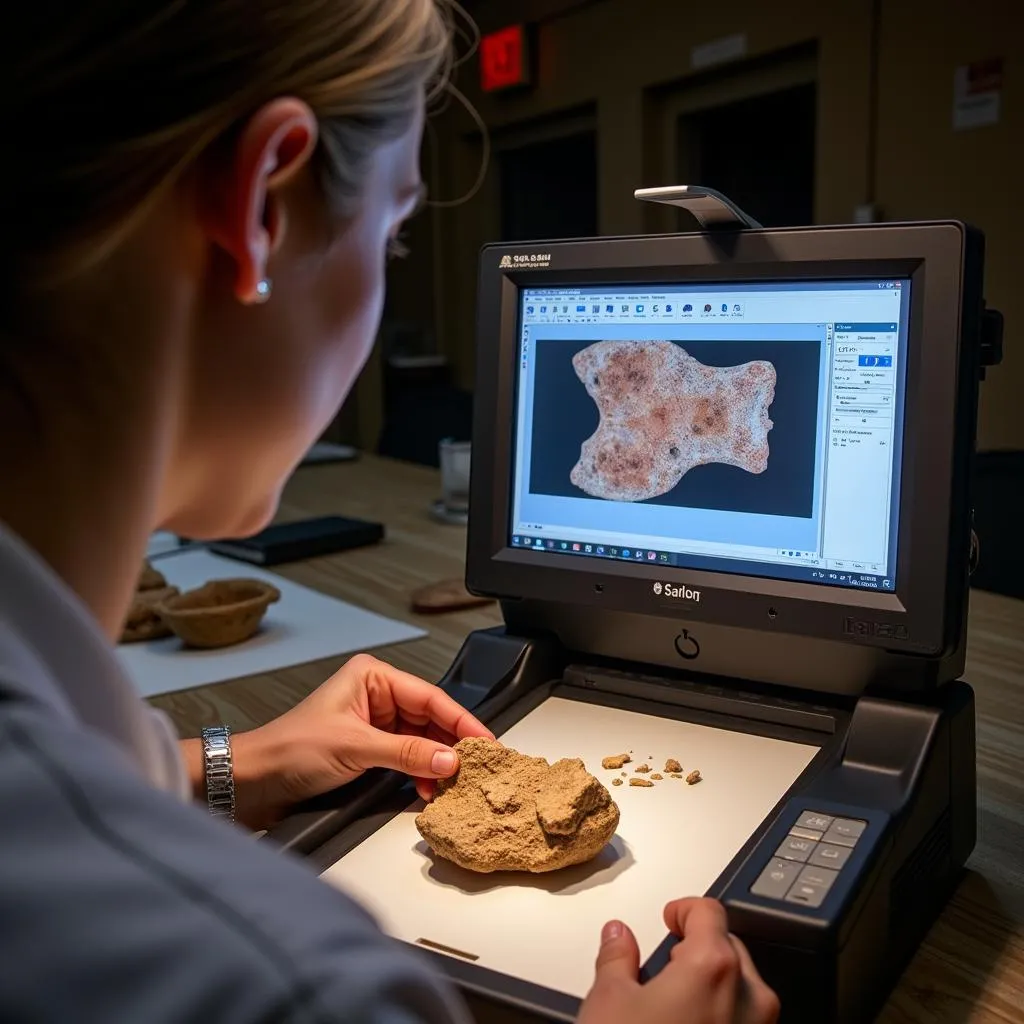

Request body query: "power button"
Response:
[674, 630, 700, 660]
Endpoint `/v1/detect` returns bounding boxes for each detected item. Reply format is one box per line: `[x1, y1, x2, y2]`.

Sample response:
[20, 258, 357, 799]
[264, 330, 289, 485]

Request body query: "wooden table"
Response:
[150, 454, 1024, 1024]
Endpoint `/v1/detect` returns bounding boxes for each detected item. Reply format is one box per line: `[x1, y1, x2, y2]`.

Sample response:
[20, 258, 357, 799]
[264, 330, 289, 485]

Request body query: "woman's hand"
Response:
[207, 653, 493, 830]
[578, 898, 780, 1024]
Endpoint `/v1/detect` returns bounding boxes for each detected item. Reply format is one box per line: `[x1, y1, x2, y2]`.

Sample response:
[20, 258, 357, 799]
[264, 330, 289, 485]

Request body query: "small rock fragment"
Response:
[621, 771, 627, 777]
[612, 778, 623, 786]
[665, 758, 682, 773]
[650, 773, 663, 781]
[670, 773, 683, 779]
[686, 769, 702, 785]
[602, 753, 631, 770]
[629, 778, 654, 788]
[634, 763, 651, 774]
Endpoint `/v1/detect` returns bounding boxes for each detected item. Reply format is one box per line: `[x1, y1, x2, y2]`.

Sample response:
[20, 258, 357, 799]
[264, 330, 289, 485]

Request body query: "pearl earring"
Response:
[253, 278, 273, 303]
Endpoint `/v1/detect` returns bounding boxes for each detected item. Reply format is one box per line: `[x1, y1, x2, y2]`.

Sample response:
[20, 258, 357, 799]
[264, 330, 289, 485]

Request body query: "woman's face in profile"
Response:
[167, 98, 427, 539]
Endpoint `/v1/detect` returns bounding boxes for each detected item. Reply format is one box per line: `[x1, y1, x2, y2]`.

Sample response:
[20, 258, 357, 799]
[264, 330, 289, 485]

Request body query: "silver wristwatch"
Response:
[201, 725, 235, 823]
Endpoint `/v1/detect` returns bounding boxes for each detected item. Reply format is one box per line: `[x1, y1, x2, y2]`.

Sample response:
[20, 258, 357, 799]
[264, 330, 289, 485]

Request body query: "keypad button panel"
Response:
[750, 811, 868, 907]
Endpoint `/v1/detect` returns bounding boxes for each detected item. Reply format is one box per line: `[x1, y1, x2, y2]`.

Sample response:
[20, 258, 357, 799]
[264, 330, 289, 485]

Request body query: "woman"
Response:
[0, 1, 779, 1021]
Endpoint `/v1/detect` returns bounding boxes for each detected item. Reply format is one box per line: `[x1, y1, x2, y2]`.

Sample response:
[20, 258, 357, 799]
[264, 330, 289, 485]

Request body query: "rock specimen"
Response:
[570, 340, 776, 502]
[665, 758, 682, 773]
[686, 770, 702, 785]
[629, 778, 654, 788]
[602, 753, 631, 769]
[120, 586, 179, 643]
[415, 738, 619, 873]
[137, 561, 167, 591]
[634, 763, 651, 773]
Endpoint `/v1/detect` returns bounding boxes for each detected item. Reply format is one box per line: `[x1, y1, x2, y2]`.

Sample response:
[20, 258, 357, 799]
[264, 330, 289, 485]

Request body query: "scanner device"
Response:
[266, 192, 1002, 1024]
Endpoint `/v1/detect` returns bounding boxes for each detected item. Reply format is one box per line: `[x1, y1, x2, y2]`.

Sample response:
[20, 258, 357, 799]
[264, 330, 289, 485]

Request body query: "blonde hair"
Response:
[2, 0, 453, 298]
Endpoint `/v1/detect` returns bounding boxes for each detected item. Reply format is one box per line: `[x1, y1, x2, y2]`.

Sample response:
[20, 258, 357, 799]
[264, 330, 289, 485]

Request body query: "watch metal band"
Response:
[201, 725, 235, 822]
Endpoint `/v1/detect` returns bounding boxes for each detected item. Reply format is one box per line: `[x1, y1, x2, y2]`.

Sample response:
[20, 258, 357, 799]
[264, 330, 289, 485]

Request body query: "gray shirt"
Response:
[0, 522, 470, 1023]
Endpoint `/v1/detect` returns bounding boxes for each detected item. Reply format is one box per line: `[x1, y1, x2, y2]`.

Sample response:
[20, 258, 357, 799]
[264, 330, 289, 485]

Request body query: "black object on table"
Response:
[182, 516, 384, 566]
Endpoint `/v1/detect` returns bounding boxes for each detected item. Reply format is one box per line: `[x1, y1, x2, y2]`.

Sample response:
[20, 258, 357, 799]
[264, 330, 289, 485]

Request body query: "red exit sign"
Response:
[480, 24, 530, 93]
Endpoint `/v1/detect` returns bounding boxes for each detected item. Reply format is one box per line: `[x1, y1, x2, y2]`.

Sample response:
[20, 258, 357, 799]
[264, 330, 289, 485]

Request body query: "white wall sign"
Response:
[953, 58, 1003, 131]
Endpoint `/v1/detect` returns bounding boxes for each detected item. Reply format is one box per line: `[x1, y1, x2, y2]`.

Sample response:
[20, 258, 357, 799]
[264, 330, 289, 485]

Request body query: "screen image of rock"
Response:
[570, 340, 777, 502]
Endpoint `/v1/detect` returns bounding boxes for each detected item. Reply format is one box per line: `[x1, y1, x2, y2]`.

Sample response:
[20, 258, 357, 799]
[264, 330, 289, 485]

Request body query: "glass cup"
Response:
[438, 439, 471, 520]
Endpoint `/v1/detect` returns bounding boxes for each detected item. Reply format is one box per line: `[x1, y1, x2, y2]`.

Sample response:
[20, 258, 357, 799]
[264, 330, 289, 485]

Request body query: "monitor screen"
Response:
[509, 279, 911, 592]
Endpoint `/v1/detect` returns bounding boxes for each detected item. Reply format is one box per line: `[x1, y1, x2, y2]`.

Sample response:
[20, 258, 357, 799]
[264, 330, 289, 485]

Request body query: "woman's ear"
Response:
[199, 98, 319, 304]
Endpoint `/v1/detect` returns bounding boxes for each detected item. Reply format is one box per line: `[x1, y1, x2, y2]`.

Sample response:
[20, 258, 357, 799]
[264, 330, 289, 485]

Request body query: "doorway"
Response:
[499, 130, 598, 241]
[677, 82, 816, 228]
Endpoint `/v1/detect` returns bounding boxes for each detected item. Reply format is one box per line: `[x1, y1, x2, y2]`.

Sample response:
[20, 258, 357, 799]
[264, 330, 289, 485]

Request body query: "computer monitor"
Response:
[512, 280, 906, 591]
[467, 223, 986, 693]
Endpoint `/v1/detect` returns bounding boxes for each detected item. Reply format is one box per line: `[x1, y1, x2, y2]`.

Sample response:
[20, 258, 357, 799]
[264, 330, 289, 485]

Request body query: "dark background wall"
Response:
[341, 0, 1019, 459]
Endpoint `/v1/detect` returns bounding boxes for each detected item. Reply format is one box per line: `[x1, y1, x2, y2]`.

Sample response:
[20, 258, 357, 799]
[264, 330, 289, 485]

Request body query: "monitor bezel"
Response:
[466, 223, 982, 661]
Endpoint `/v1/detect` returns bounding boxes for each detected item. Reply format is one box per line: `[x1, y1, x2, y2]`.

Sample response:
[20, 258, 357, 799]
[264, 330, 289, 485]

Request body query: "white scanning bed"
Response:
[321, 696, 818, 999]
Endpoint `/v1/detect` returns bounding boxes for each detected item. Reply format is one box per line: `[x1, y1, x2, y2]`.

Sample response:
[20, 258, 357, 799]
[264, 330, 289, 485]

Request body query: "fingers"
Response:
[592, 920, 641, 988]
[651, 898, 739, 1020]
[353, 655, 494, 743]
[578, 921, 638, 1024]
[659, 901, 779, 1022]
[397, 719, 460, 750]
[356, 725, 463, 781]
[582, 902, 777, 1024]
[728, 934, 781, 1024]
[663, 896, 730, 939]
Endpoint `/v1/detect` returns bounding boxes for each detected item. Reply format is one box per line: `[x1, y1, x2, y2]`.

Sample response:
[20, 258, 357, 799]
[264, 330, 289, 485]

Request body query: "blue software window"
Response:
[510, 280, 910, 591]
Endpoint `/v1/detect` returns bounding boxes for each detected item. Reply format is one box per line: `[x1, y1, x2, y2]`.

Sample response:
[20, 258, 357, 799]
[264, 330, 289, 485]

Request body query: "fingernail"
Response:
[602, 920, 623, 943]
[431, 750, 457, 775]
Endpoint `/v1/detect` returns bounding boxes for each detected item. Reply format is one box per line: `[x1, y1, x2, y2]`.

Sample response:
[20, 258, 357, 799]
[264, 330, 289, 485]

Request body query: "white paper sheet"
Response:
[322, 697, 818, 999]
[146, 532, 180, 557]
[118, 549, 426, 698]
